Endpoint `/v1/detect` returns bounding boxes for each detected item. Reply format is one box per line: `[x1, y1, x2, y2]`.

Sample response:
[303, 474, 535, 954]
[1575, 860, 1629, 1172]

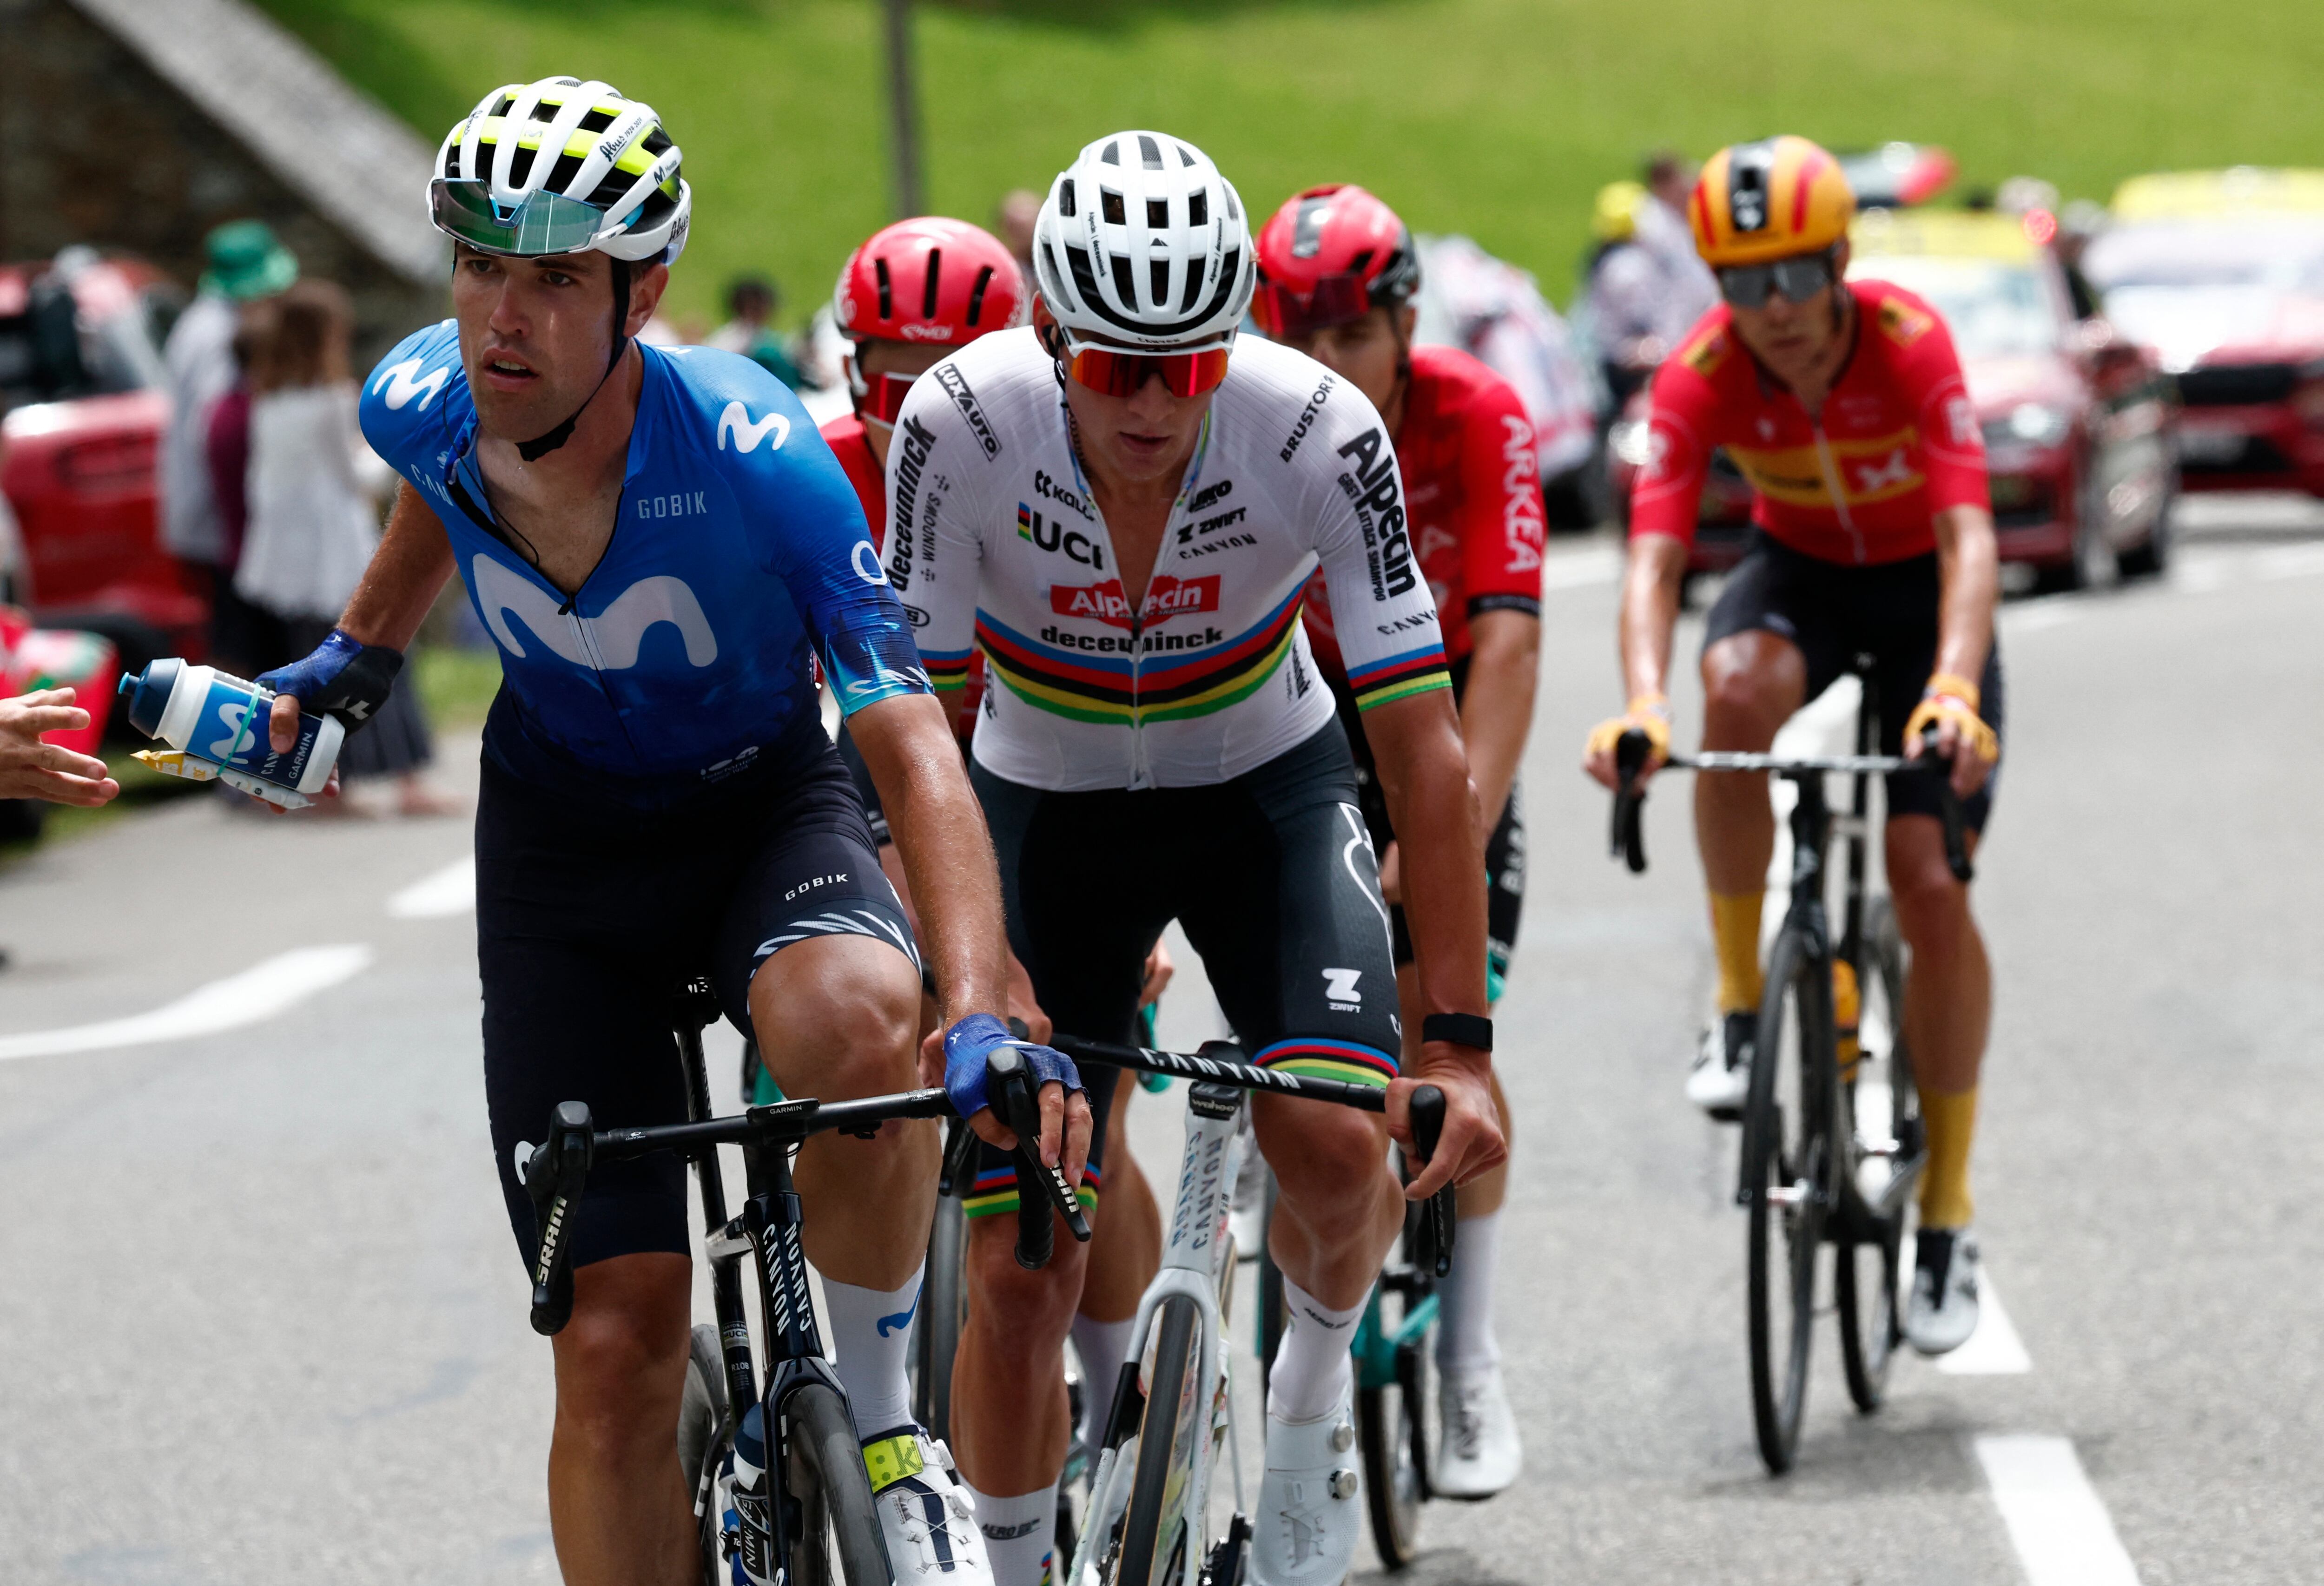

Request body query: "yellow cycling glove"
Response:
[1902, 672, 1999, 765]
[1585, 693, 1673, 767]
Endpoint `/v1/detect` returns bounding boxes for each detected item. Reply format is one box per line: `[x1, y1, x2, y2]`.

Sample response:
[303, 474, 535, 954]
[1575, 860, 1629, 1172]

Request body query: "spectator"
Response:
[996, 188, 1042, 275]
[1580, 152, 1719, 405]
[0, 689, 116, 807]
[237, 281, 454, 817]
[706, 275, 805, 387]
[157, 221, 297, 626]
[202, 300, 275, 678]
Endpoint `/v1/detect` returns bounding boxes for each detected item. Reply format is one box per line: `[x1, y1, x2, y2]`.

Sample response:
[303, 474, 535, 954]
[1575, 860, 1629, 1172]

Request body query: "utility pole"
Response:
[881, 0, 925, 219]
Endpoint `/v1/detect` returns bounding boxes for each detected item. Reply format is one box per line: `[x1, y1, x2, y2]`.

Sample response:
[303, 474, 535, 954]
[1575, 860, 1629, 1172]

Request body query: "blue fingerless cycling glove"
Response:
[256, 629, 404, 734]
[943, 1013, 1084, 1121]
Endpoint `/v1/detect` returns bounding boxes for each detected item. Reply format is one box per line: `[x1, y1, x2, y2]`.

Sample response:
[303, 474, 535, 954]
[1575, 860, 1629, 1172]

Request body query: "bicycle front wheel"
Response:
[1114, 1295, 1205, 1586]
[913, 1192, 969, 1441]
[1837, 897, 1912, 1413]
[783, 1382, 893, 1585]
[1745, 928, 1835, 1474]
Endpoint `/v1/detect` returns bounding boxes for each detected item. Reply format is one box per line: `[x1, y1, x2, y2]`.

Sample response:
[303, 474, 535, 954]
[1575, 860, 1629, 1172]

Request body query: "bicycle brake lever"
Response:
[1915, 724, 1976, 884]
[1407, 1084, 1457, 1279]
[1612, 730, 1650, 874]
[988, 1050, 1091, 1269]
[527, 1100, 595, 1336]
[938, 1112, 978, 1198]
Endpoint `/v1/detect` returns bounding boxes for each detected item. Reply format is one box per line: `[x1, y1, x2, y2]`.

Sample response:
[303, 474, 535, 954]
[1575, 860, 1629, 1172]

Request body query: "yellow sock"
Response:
[1710, 892, 1765, 1014]
[1918, 1087, 1979, 1229]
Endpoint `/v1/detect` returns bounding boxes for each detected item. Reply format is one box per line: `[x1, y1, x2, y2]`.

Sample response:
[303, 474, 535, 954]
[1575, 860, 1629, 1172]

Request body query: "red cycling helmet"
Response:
[1251, 184, 1422, 339]
[833, 217, 1027, 421]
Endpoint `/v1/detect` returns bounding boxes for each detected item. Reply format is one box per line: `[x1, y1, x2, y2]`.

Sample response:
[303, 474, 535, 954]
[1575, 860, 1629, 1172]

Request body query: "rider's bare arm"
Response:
[1925, 502, 2001, 795]
[1583, 532, 1689, 789]
[267, 481, 456, 750]
[1459, 608, 1540, 837]
[852, 693, 1091, 1175]
[1360, 688, 1508, 1198]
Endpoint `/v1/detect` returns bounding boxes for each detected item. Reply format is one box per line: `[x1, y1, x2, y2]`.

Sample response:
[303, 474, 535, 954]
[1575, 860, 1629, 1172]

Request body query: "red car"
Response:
[0, 250, 207, 674]
[1610, 210, 2179, 591]
[2081, 171, 2324, 498]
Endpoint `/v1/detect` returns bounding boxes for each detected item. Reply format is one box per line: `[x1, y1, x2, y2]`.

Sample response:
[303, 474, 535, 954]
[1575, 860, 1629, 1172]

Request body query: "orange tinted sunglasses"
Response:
[1065, 343, 1232, 399]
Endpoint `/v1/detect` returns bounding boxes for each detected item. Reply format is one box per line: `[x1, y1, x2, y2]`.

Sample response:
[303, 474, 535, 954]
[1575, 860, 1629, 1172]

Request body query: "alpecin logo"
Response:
[1335, 426, 1416, 599]
[1050, 574, 1221, 629]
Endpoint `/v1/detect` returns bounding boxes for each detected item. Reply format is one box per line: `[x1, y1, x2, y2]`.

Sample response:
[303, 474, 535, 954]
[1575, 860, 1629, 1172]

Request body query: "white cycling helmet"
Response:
[1031, 130, 1254, 349]
[430, 76, 691, 265]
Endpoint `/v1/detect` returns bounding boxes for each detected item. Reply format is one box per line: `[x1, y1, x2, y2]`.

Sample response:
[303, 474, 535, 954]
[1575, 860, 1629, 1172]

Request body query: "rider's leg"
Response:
[1254, 1096, 1403, 1408]
[1072, 1074, 1160, 1449]
[547, 1252, 698, 1586]
[1886, 816, 1991, 1228]
[751, 934, 933, 1434]
[1696, 630, 1810, 1008]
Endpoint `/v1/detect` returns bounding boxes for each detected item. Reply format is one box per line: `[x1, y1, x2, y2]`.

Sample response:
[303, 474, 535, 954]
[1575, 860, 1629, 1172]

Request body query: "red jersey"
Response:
[1630, 280, 1987, 565]
[821, 412, 985, 736]
[1304, 344, 1545, 680]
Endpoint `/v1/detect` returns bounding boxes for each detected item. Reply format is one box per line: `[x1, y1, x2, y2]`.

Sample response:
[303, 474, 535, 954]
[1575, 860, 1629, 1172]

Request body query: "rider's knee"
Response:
[1266, 1107, 1389, 1232]
[554, 1264, 690, 1441]
[1700, 638, 1802, 740]
[967, 1215, 1087, 1346]
[1887, 839, 1974, 952]
[756, 948, 920, 1098]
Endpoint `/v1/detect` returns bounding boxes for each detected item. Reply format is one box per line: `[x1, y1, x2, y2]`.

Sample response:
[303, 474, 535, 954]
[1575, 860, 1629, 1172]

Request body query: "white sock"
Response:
[1070, 1312, 1136, 1447]
[966, 1481, 1056, 1586]
[820, 1264, 923, 1439]
[1434, 1210, 1504, 1374]
[1267, 1277, 1361, 1423]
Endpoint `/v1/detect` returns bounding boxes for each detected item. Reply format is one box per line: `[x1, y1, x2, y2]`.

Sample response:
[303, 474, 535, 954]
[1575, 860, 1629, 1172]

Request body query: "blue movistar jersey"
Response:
[361, 320, 929, 809]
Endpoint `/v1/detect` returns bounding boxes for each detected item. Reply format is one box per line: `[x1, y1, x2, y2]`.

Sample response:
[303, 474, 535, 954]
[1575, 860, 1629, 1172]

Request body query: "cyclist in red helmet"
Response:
[1254, 181, 1544, 1499]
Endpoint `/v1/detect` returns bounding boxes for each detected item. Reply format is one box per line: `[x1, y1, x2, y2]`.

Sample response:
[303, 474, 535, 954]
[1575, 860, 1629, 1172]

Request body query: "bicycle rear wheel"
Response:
[912, 1192, 968, 1440]
[1358, 1316, 1435, 1566]
[783, 1382, 893, 1585]
[1113, 1295, 1205, 1586]
[1837, 897, 1912, 1412]
[680, 1324, 731, 1585]
[1745, 928, 1834, 1474]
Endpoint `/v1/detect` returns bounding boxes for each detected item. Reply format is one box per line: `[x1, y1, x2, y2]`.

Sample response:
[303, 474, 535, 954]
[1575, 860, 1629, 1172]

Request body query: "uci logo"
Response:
[1017, 506, 1105, 568]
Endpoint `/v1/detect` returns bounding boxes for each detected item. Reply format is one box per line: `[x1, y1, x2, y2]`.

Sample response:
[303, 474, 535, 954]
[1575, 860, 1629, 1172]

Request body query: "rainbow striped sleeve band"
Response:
[1347, 642, 1451, 712]
[1254, 1037, 1399, 1089]
[921, 645, 973, 693]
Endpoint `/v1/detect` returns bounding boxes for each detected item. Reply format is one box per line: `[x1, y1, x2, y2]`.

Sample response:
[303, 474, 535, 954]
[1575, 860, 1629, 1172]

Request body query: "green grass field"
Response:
[259, 0, 2324, 320]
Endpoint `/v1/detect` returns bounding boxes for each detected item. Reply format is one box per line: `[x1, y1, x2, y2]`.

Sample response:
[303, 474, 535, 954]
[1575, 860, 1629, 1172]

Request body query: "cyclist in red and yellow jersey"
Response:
[1583, 137, 2002, 1356]
[1255, 183, 1544, 1496]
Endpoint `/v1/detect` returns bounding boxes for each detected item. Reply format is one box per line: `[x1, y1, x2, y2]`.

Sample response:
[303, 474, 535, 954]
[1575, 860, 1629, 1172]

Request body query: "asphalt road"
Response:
[4, 500, 2320, 1585]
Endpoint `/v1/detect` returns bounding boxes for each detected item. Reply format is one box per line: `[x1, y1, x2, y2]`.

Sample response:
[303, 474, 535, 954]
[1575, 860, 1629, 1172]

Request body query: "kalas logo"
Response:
[1050, 575, 1221, 629]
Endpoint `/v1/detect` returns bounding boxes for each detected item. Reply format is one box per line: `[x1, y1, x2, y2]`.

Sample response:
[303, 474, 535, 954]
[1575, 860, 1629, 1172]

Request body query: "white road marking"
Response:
[1937, 1268, 2034, 1375]
[0, 945, 375, 1062]
[1974, 1434, 2143, 1585]
[388, 856, 476, 918]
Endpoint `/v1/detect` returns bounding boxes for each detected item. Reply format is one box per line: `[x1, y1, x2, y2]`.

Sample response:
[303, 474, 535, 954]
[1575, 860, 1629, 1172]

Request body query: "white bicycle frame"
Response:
[1071, 1084, 1248, 1586]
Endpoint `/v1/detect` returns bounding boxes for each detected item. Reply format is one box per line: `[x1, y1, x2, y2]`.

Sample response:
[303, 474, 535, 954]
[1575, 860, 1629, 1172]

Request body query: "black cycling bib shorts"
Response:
[479, 733, 918, 1270]
[961, 724, 1402, 1220]
[1704, 532, 2004, 832]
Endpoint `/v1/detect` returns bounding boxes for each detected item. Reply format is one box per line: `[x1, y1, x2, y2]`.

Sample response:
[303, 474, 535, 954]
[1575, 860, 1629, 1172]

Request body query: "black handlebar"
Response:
[988, 1047, 1092, 1269]
[1406, 1085, 1457, 1278]
[1612, 730, 1651, 874]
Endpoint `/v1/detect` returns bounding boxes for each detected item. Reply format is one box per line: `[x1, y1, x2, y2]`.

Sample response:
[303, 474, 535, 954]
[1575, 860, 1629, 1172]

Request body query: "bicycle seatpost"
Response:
[526, 1100, 595, 1336]
[1915, 724, 1976, 884]
[986, 1049, 1091, 1269]
[1612, 729, 1651, 873]
[1407, 1085, 1458, 1279]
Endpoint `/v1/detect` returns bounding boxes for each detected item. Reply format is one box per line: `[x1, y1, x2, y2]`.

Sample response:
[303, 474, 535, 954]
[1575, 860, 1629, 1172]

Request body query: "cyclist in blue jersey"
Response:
[257, 77, 1085, 1585]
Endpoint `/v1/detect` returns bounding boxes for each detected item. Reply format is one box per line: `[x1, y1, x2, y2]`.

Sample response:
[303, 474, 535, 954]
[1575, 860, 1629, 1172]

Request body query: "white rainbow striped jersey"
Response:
[884, 328, 1450, 792]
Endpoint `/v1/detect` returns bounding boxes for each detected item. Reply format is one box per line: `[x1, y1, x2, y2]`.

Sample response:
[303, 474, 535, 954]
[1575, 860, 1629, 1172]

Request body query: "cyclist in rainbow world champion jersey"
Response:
[1252, 182, 1543, 1501]
[893, 130, 1506, 1586]
[257, 76, 1092, 1584]
[1582, 136, 2003, 1357]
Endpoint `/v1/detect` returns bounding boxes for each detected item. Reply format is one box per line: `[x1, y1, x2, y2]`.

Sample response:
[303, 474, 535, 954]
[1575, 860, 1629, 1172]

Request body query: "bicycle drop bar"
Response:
[522, 1087, 960, 1336]
[1052, 1033, 1459, 1267]
[1610, 727, 1974, 882]
[987, 1047, 1093, 1269]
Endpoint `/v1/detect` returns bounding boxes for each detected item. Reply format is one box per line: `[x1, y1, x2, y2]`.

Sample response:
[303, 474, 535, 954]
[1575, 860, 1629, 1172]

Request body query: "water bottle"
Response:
[116, 658, 343, 809]
[727, 1402, 778, 1586]
[1832, 959, 1862, 1084]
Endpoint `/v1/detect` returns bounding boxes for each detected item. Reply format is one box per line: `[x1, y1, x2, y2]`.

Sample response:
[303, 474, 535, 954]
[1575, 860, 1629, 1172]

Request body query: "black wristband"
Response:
[1421, 1013, 1493, 1052]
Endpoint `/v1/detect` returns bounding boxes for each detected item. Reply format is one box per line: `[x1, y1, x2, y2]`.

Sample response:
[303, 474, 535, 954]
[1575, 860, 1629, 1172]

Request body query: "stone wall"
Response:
[0, 0, 443, 364]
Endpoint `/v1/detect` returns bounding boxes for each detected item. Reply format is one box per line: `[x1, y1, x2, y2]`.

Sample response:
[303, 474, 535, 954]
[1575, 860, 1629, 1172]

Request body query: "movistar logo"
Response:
[717, 401, 791, 454]
[471, 556, 718, 670]
[372, 356, 449, 412]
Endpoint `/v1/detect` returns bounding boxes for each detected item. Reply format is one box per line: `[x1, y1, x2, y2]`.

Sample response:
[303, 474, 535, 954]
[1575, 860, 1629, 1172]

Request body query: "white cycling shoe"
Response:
[1250, 1385, 1362, 1586]
[864, 1426, 993, 1581]
[1904, 1227, 1981, 1356]
[1685, 1011, 1755, 1119]
[1431, 1362, 1522, 1499]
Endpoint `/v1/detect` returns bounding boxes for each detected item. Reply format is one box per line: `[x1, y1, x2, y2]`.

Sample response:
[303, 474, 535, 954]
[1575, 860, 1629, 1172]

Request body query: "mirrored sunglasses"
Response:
[431, 178, 604, 258]
[1065, 342, 1232, 400]
[1252, 275, 1372, 339]
[1717, 250, 1840, 310]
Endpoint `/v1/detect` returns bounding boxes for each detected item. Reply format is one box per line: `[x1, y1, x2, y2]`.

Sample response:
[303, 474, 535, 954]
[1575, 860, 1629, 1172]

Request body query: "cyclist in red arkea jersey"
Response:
[1583, 137, 2003, 1358]
[1254, 182, 1544, 1500]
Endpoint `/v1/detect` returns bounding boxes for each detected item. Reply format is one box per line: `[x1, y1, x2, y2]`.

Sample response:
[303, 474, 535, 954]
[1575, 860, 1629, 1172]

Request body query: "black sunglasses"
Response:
[1717, 249, 1840, 309]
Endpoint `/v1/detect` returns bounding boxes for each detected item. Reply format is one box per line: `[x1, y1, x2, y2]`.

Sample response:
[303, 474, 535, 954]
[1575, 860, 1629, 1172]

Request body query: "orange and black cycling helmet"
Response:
[1688, 136, 1855, 268]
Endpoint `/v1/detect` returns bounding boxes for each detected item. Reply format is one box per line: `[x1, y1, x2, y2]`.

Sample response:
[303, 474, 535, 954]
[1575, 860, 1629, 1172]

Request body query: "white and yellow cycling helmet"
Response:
[429, 76, 691, 264]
